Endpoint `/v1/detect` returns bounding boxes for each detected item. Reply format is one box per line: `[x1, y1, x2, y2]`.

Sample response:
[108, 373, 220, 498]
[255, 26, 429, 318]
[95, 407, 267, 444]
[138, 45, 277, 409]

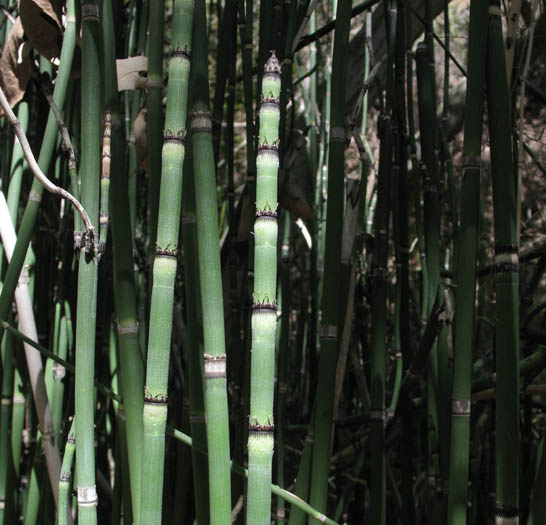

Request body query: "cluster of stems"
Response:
[0, 2, 544, 524]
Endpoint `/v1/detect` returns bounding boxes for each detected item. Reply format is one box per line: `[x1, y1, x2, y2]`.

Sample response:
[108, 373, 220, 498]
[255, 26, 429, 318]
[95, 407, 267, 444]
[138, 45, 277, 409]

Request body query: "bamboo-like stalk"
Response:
[415, 41, 440, 316]
[211, 0, 236, 163]
[309, 1, 352, 518]
[232, 0, 255, 508]
[446, 1, 487, 523]
[486, 1, 520, 522]
[75, 1, 102, 522]
[181, 147, 210, 525]
[140, 0, 193, 521]
[368, 113, 393, 525]
[246, 51, 281, 524]
[416, 35, 446, 511]
[146, 0, 165, 251]
[101, 0, 145, 520]
[190, 0, 231, 521]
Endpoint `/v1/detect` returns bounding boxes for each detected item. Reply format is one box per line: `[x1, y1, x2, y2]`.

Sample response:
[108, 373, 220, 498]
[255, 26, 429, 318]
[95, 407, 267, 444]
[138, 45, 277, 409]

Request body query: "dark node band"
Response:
[171, 47, 191, 59]
[257, 140, 279, 152]
[260, 99, 281, 110]
[255, 208, 278, 219]
[249, 422, 275, 433]
[163, 132, 186, 144]
[155, 247, 177, 258]
[495, 504, 519, 518]
[252, 301, 277, 312]
[144, 395, 168, 405]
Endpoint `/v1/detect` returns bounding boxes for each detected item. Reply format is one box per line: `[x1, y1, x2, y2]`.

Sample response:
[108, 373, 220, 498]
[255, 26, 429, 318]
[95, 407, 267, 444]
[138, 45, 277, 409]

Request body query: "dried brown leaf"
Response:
[19, 0, 63, 61]
[0, 18, 32, 116]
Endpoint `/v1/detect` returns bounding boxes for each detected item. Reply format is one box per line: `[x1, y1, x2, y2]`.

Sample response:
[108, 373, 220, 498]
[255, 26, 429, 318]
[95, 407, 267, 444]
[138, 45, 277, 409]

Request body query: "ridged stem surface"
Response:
[247, 52, 281, 525]
[309, 1, 352, 518]
[76, 2, 102, 521]
[101, 0, 145, 520]
[140, 0, 193, 522]
[190, 0, 232, 522]
[446, 1, 488, 523]
[486, 1, 520, 522]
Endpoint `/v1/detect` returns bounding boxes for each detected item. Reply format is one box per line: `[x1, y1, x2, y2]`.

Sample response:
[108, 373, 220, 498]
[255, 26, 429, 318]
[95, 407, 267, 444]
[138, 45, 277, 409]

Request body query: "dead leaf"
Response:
[116, 56, 148, 91]
[0, 18, 32, 116]
[19, 0, 63, 61]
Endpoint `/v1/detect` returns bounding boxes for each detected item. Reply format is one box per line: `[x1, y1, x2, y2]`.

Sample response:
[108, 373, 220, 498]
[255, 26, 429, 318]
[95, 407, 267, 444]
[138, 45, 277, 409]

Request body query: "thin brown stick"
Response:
[40, 75, 77, 172]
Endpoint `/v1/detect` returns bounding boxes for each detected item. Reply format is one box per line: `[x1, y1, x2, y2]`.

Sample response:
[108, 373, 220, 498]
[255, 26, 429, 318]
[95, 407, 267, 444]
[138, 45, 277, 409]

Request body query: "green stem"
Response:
[446, 1, 487, 523]
[146, 0, 165, 251]
[75, 2, 102, 521]
[309, 1, 352, 518]
[247, 52, 282, 525]
[190, 0, 231, 522]
[486, 1, 520, 520]
[140, 0, 193, 521]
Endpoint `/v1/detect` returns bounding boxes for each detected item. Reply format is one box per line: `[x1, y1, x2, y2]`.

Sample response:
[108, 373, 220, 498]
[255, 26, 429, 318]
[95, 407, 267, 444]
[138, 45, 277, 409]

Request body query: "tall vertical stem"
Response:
[146, 0, 165, 251]
[102, 0, 145, 520]
[309, 0, 352, 518]
[486, 1, 520, 522]
[190, 0, 231, 522]
[446, 1, 487, 523]
[246, 51, 281, 525]
[140, 0, 193, 521]
[75, 1, 102, 521]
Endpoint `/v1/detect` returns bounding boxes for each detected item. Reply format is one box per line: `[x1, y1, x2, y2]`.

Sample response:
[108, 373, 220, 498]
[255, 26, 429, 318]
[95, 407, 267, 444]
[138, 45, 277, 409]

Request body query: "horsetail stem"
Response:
[246, 51, 281, 525]
[140, 0, 193, 522]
